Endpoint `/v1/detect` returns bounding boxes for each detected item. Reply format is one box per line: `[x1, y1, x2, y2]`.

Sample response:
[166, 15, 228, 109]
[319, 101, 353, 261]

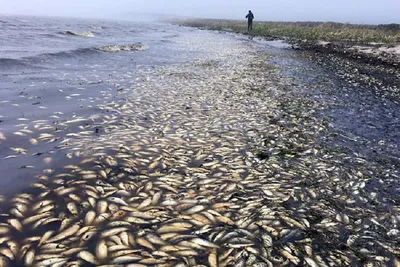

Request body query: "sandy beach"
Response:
[0, 16, 399, 266]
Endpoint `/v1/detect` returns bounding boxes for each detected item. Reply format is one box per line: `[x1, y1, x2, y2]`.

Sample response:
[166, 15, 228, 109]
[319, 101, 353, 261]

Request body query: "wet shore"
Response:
[289, 40, 400, 67]
[0, 24, 399, 266]
[175, 20, 400, 68]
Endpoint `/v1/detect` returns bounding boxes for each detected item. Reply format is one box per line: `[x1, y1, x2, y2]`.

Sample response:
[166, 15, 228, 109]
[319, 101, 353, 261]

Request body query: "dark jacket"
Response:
[246, 12, 254, 21]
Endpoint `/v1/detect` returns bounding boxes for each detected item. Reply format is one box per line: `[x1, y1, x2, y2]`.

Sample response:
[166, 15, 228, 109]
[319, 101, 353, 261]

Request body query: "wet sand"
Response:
[0, 27, 399, 266]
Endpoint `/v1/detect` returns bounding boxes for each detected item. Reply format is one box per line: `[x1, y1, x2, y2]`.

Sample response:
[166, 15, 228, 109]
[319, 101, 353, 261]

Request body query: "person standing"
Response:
[246, 10, 254, 32]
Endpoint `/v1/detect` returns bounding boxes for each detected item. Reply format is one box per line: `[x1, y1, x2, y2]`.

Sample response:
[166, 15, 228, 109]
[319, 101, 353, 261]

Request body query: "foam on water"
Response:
[63, 30, 95, 37]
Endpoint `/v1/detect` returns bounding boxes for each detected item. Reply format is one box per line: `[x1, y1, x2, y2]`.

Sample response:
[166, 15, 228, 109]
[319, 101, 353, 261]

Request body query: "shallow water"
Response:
[0, 16, 253, 193]
[0, 15, 399, 266]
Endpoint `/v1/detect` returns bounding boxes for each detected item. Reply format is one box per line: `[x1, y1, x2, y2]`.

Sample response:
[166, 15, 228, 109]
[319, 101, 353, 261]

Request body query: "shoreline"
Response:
[174, 19, 400, 67]
[289, 39, 400, 67]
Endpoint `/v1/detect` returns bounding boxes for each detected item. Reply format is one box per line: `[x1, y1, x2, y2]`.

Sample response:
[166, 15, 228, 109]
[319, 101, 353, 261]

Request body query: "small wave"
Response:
[0, 58, 26, 66]
[0, 42, 147, 70]
[0, 47, 96, 70]
[97, 43, 148, 52]
[62, 31, 95, 37]
[90, 26, 103, 30]
[0, 20, 15, 26]
[0, 58, 36, 70]
[160, 39, 174, 44]
[162, 34, 180, 39]
[41, 33, 64, 39]
[35, 48, 97, 60]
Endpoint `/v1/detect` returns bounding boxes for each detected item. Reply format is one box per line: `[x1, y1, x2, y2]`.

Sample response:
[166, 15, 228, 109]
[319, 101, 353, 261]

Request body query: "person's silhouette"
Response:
[246, 10, 254, 32]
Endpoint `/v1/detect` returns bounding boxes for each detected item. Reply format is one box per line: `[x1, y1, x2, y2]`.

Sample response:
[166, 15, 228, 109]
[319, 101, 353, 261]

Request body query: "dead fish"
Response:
[45, 224, 80, 243]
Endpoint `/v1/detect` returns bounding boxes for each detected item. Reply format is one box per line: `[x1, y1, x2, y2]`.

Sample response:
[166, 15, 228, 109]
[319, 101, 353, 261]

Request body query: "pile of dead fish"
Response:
[0, 44, 399, 267]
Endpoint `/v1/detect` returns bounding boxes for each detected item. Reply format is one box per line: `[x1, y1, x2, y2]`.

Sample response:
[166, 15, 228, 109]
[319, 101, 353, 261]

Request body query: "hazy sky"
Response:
[0, 0, 398, 24]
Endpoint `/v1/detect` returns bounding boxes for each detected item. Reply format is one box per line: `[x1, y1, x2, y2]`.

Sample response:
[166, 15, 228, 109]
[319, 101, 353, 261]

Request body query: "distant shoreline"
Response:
[173, 19, 400, 67]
